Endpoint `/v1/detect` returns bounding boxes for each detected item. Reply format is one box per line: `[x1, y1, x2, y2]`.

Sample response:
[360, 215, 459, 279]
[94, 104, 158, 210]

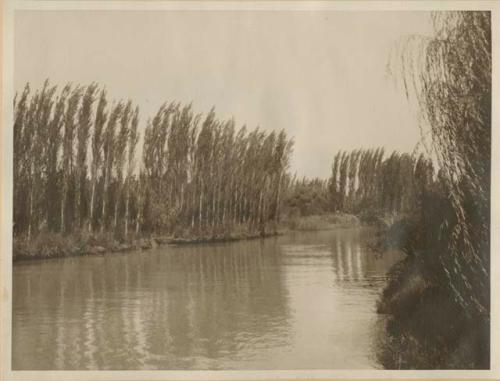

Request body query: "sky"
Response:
[15, 10, 434, 178]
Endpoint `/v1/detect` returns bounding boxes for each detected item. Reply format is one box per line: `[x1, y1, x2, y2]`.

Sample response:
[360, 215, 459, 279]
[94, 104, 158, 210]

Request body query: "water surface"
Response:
[13, 228, 401, 369]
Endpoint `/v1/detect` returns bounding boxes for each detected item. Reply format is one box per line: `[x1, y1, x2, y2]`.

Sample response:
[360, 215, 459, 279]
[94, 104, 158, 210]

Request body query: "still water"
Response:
[13, 228, 401, 370]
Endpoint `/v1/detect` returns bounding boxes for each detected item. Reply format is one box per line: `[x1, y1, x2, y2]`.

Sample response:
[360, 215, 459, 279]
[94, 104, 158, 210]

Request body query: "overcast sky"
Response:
[15, 10, 434, 178]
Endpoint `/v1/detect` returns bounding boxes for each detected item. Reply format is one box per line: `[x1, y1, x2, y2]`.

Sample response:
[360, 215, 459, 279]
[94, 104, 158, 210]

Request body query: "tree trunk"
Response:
[27, 185, 33, 239]
[258, 189, 263, 231]
[233, 187, 239, 225]
[113, 201, 118, 231]
[275, 171, 282, 224]
[199, 180, 204, 231]
[89, 178, 96, 233]
[191, 181, 196, 228]
[101, 168, 108, 233]
[211, 182, 217, 230]
[124, 180, 130, 237]
[75, 170, 81, 230]
[135, 189, 141, 235]
[60, 188, 65, 234]
[179, 183, 184, 215]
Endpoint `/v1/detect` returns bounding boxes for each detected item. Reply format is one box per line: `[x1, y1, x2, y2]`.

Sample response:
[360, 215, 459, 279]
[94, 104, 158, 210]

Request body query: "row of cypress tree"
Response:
[327, 148, 435, 215]
[281, 149, 435, 220]
[13, 80, 293, 240]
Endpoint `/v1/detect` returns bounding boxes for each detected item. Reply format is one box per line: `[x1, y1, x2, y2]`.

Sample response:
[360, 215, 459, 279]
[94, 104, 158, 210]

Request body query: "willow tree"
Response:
[393, 12, 491, 318]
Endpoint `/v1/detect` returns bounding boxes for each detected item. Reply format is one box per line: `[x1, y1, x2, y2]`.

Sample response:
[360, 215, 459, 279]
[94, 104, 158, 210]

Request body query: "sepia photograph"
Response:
[1, 0, 498, 379]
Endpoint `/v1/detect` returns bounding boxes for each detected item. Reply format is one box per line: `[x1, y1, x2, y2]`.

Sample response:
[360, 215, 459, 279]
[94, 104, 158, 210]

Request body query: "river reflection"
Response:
[13, 228, 401, 370]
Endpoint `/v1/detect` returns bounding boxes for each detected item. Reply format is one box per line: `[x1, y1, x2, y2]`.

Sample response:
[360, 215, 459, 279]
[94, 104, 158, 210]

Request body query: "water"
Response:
[12, 227, 401, 370]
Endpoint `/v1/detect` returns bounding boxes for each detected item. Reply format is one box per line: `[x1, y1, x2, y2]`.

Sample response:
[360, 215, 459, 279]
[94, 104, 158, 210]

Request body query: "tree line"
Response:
[327, 148, 434, 215]
[283, 177, 330, 217]
[13, 80, 293, 240]
[282, 148, 435, 218]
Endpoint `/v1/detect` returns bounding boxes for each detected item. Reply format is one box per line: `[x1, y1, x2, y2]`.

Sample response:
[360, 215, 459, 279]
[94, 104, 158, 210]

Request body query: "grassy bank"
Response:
[282, 212, 361, 231]
[280, 210, 399, 232]
[13, 212, 367, 261]
[13, 229, 282, 262]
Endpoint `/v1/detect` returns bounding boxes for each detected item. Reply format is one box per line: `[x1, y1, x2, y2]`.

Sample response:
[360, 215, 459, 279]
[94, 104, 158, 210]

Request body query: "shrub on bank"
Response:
[14, 232, 79, 260]
[377, 254, 489, 369]
[358, 209, 385, 226]
[13, 230, 138, 261]
[375, 195, 489, 369]
[284, 213, 360, 231]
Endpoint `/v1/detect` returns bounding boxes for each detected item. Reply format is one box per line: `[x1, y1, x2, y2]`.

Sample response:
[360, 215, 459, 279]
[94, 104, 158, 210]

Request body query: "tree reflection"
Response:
[13, 238, 291, 369]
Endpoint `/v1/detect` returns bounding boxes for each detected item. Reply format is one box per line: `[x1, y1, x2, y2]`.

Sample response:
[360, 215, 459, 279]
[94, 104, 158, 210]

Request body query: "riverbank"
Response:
[282, 213, 361, 231]
[13, 212, 369, 262]
[374, 218, 489, 369]
[12, 229, 283, 262]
